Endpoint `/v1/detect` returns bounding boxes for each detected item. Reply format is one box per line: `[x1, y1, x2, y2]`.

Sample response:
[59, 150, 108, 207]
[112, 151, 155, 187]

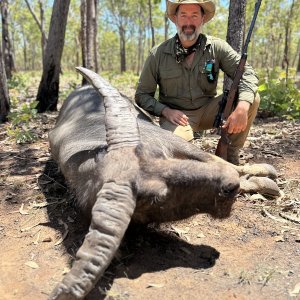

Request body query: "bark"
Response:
[137, 3, 145, 74]
[39, 0, 47, 67]
[119, 26, 126, 73]
[1, 0, 15, 79]
[80, 0, 88, 85]
[292, 38, 300, 68]
[164, 0, 169, 41]
[282, 0, 295, 83]
[93, 0, 98, 73]
[36, 0, 71, 112]
[223, 0, 247, 91]
[0, 43, 10, 123]
[24, 0, 48, 67]
[21, 25, 28, 70]
[86, 0, 96, 70]
[148, 0, 155, 47]
[80, 0, 98, 84]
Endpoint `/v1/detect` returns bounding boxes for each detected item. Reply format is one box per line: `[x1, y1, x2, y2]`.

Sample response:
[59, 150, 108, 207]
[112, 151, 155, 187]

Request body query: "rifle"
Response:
[214, 0, 262, 160]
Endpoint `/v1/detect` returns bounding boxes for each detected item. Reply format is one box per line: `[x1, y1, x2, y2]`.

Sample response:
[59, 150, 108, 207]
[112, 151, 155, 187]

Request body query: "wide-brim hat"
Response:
[167, 0, 216, 24]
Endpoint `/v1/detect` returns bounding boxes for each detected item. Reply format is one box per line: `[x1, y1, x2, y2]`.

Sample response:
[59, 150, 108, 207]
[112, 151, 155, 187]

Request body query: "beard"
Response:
[176, 24, 202, 42]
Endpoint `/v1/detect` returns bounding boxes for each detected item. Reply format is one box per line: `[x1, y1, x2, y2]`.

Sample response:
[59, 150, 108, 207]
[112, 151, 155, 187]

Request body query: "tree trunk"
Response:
[80, 0, 87, 85]
[297, 51, 300, 73]
[0, 43, 10, 123]
[120, 26, 126, 73]
[292, 38, 300, 68]
[137, 3, 143, 75]
[86, 0, 96, 70]
[80, 0, 98, 84]
[39, 0, 47, 67]
[164, 0, 169, 41]
[21, 25, 28, 70]
[223, 0, 247, 91]
[93, 0, 98, 73]
[1, 0, 15, 79]
[36, 0, 71, 112]
[24, 0, 48, 68]
[282, 0, 295, 84]
[148, 0, 155, 47]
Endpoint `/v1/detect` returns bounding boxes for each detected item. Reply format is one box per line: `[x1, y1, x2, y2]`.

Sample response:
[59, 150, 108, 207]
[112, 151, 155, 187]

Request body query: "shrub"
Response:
[258, 68, 300, 119]
[7, 100, 38, 144]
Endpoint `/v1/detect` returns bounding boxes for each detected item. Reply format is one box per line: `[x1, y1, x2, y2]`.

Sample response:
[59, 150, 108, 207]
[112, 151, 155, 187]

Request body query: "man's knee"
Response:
[160, 118, 194, 141]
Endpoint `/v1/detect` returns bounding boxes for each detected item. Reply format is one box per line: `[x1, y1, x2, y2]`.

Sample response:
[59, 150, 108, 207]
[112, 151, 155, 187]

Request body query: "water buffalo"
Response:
[48, 67, 279, 299]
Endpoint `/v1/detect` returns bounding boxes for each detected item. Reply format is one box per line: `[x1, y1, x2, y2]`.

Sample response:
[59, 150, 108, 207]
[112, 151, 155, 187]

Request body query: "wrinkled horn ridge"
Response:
[49, 182, 136, 299]
[76, 67, 140, 151]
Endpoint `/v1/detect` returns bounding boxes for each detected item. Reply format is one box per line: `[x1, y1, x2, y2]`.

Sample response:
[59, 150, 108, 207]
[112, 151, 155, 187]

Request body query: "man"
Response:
[135, 0, 260, 165]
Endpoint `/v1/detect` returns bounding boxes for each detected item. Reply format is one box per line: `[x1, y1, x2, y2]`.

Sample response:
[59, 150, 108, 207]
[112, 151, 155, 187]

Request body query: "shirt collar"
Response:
[164, 34, 212, 56]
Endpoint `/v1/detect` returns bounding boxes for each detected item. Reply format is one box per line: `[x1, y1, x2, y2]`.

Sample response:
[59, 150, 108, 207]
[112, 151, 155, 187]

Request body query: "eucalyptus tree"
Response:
[62, 0, 81, 70]
[1, 0, 15, 78]
[80, 0, 98, 85]
[164, 0, 169, 41]
[36, 0, 71, 112]
[136, 0, 148, 74]
[246, 0, 300, 72]
[24, 0, 48, 67]
[9, 0, 46, 70]
[204, 0, 227, 39]
[224, 0, 247, 91]
[282, 0, 296, 82]
[0, 41, 10, 123]
[103, 0, 137, 73]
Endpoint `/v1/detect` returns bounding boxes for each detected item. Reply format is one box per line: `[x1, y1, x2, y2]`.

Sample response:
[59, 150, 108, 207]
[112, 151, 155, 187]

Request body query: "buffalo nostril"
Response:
[221, 182, 240, 197]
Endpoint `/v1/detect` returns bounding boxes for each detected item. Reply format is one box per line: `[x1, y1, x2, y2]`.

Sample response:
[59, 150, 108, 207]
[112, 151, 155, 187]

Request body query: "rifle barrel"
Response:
[244, 0, 262, 54]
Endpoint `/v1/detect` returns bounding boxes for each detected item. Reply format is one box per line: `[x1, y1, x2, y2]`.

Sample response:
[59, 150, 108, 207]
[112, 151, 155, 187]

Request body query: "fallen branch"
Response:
[279, 212, 300, 225]
[261, 207, 288, 223]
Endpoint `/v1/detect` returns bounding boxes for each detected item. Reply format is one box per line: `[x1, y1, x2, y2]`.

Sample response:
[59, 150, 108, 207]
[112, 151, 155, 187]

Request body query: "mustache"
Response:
[182, 25, 196, 32]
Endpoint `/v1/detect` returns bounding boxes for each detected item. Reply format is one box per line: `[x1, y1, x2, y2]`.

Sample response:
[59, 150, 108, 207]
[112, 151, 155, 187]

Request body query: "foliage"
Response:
[58, 71, 81, 102]
[102, 70, 139, 89]
[7, 0, 300, 74]
[7, 100, 38, 144]
[258, 68, 300, 119]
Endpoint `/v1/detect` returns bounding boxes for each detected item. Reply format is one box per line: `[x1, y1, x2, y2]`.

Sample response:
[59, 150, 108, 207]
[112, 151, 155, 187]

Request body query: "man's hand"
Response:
[222, 101, 250, 134]
[161, 107, 189, 126]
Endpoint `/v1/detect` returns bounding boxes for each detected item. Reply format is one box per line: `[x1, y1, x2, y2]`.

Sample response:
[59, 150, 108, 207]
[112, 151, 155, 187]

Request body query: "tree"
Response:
[80, 0, 98, 85]
[1, 0, 15, 79]
[36, 0, 71, 112]
[24, 0, 48, 68]
[282, 0, 295, 83]
[164, 0, 169, 41]
[104, 0, 136, 73]
[224, 0, 247, 91]
[148, 0, 155, 47]
[0, 40, 10, 123]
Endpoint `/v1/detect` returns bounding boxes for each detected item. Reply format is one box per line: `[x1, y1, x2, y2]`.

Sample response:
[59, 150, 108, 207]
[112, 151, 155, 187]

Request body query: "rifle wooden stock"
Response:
[215, 56, 247, 160]
[215, 128, 230, 159]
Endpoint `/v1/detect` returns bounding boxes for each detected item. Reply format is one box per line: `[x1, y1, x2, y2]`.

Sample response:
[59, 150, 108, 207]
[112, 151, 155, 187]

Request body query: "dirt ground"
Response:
[0, 106, 300, 300]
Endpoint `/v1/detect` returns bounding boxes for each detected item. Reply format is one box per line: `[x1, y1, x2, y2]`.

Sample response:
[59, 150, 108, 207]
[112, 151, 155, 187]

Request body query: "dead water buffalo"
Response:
[48, 67, 279, 299]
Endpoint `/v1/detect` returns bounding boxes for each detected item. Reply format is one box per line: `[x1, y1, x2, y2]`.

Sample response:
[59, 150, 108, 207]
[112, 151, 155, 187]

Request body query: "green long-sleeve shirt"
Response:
[135, 34, 258, 117]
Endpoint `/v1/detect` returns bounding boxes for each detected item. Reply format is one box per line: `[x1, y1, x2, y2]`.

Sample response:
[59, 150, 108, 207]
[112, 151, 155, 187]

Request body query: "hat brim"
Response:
[167, 1, 215, 24]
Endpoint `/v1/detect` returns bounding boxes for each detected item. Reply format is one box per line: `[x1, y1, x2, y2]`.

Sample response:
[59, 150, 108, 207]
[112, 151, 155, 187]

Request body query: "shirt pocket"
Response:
[197, 61, 218, 95]
[159, 69, 182, 98]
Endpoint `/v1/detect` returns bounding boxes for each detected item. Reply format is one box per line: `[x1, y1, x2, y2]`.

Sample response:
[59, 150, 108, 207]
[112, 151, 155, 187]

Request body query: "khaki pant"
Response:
[159, 93, 260, 149]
